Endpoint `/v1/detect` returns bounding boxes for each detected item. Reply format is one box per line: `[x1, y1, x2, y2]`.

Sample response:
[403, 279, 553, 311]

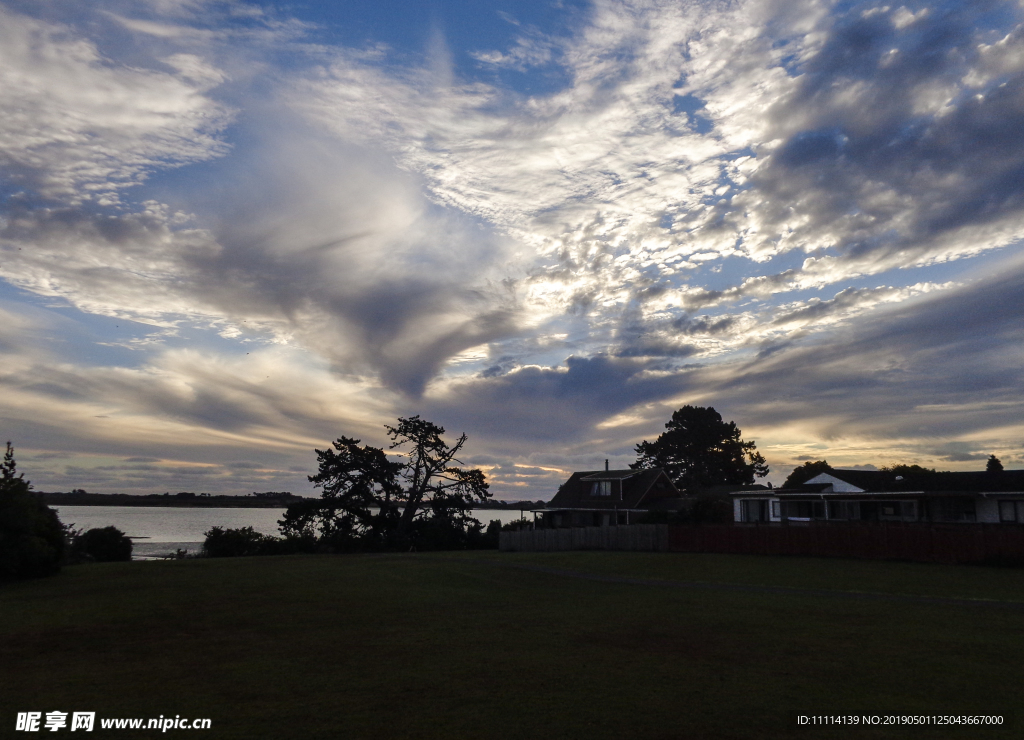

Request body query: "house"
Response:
[538, 464, 682, 528]
[730, 468, 1024, 524]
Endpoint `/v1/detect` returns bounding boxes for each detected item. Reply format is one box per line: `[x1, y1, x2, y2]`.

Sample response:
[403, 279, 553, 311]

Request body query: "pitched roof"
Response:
[580, 470, 640, 480]
[703, 483, 771, 495]
[547, 468, 679, 510]
[809, 468, 1024, 493]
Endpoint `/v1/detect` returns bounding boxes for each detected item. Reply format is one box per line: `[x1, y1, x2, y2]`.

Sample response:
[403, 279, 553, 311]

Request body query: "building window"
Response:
[591, 481, 611, 496]
[741, 499, 768, 522]
[827, 501, 859, 520]
[879, 501, 917, 521]
[781, 501, 806, 519]
[929, 498, 976, 523]
[771, 500, 781, 518]
[1000, 501, 1021, 523]
[780, 501, 826, 519]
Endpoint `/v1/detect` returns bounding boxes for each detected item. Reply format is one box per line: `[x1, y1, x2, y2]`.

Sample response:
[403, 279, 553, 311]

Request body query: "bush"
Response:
[74, 526, 133, 562]
[465, 519, 500, 549]
[203, 526, 274, 557]
[202, 527, 314, 557]
[0, 443, 65, 580]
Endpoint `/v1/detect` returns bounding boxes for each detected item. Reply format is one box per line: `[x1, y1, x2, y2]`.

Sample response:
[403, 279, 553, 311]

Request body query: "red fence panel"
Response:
[666, 523, 1024, 564]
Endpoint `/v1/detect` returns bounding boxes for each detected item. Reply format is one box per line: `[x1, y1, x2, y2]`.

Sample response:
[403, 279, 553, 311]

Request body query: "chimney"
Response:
[605, 459, 609, 471]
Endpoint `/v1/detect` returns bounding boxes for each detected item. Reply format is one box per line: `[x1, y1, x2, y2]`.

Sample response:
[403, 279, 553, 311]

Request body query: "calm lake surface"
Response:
[54, 505, 534, 559]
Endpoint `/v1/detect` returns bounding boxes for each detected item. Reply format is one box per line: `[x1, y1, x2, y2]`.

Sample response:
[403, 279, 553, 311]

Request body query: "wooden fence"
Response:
[668, 522, 1024, 565]
[499, 524, 668, 552]
[500, 522, 1024, 564]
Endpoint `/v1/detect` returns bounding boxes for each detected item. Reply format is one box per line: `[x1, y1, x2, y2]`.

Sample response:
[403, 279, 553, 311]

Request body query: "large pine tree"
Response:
[632, 406, 768, 492]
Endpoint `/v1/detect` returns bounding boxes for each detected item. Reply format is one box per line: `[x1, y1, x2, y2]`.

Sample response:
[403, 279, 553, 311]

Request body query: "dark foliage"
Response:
[638, 494, 733, 524]
[281, 416, 492, 552]
[685, 494, 735, 524]
[782, 460, 833, 488]
[632, 406, 768, 492]
[202, 526, 314, 557]
[877, 464, 938, 489]
[880, 464, 937, 476]
[987, 455, 1004, 474]
[73, 526, 133, 562]
[203, 526, 269, 557]
[0, 442, 65, 580]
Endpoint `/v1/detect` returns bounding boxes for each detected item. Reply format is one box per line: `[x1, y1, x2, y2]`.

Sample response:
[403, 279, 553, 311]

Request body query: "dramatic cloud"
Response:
[683, 251, 1024, 460]
[0, 5, 233, 203]
[3, 0, 1024, 497]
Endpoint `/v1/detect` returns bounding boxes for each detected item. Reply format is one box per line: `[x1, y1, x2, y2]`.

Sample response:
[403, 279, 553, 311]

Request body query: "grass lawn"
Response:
[2, 552, 1022, 739]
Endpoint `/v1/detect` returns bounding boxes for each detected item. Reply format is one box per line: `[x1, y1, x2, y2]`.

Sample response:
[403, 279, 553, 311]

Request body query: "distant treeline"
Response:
[479, 500, 547, 510]
[39, 490, 548, 510]
[40, 491, 304, 508]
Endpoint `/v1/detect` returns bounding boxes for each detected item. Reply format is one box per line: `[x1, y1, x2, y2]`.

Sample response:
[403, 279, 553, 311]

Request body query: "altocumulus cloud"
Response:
[2, 0, 1024, 497]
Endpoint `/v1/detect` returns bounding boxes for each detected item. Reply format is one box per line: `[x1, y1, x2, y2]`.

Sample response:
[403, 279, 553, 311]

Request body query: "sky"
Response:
[4, 0, 1024, 500]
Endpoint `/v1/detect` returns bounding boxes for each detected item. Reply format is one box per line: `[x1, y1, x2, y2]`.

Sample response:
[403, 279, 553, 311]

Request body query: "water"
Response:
[54, 505, 536, 559]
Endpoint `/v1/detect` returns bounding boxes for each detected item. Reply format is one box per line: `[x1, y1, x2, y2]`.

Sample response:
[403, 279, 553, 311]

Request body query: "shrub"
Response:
[203, 526, 275, 557]
[74, 526, 133, 562]
[202, 526, 314, 557]
[466, 519, 500, 549]
[0, 443, 65, 580]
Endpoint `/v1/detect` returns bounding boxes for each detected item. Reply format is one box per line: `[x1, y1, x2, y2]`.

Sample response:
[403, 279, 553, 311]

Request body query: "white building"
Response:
[730, 469, 1024, 524]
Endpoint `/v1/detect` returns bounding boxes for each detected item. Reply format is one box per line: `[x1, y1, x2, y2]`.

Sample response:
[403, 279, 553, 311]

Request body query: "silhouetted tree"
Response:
[74, 526, 132, 562]
[0, 442, 65, 580]
[632, 406, 768, 492]
[987, 455, 1004, 473]
[281, 416, 491, 550]
[880, 464, 937, 476]
[782, 460, 832, 488]
[875, 463, 938, 490]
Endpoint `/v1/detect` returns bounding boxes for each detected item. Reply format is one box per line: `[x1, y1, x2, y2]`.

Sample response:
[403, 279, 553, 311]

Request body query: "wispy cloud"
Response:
[0, 5, 233, 203]
[3, 0, 1024, 496]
